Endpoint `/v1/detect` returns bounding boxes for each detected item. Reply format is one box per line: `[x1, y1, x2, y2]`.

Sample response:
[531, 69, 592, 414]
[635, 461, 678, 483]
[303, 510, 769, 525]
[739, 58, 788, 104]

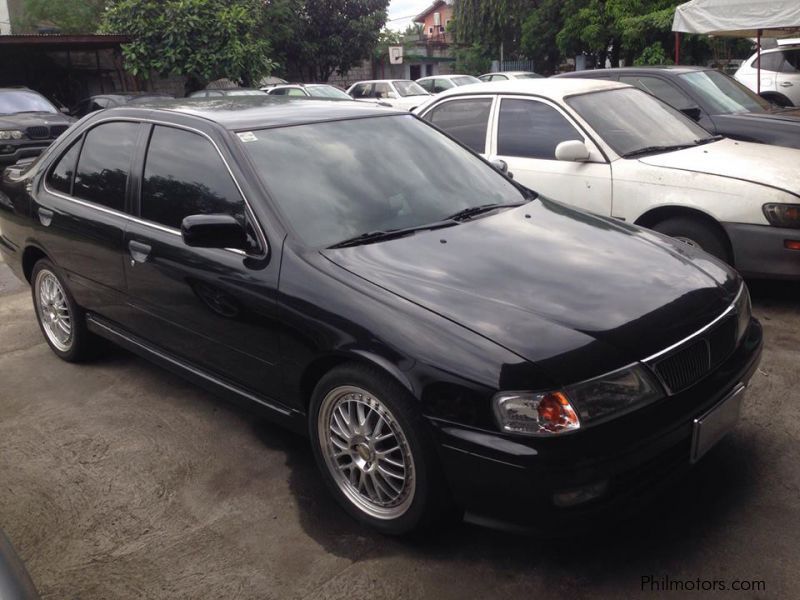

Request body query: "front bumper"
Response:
[430, 318, 763, 532]
[0, 142, 51, 166]
[723, 222, 800, 279]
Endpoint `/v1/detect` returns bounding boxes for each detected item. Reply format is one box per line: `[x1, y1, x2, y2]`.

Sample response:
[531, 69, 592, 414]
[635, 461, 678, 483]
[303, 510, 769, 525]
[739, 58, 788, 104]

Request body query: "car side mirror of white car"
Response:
[555, 140, 590, 162]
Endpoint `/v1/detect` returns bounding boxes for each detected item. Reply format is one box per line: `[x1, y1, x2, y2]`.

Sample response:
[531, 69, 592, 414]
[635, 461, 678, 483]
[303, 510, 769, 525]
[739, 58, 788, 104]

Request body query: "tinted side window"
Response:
[73, 122, 139, 211]
[497, 98, 583, 159]
[47, 139, 82, 194]
[373, 83, 391, 99]
[756, 52, 783, 72]
[141, 126, 244, 229]
[351, 84, 371, 98]
[620, 75, 694, 109]
[426, 98, 492, 153]
[270, 88, 289, 95]
[418, 79, 434, 92]
[287, 88, 307, 96]
[781, 49, 800, 72]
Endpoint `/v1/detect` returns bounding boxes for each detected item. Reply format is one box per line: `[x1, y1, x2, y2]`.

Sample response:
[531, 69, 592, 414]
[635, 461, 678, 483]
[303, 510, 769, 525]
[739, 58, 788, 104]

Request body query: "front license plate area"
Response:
[690, 384, 746, 464]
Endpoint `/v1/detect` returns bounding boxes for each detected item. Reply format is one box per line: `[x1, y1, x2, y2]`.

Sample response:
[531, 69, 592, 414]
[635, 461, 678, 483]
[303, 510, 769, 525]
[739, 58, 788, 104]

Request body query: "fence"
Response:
[491, 59, 537, 73]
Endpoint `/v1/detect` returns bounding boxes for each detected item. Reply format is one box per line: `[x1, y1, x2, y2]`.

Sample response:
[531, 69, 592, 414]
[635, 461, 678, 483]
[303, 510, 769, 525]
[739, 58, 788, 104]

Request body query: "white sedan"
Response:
[414, 78, 800, 279]
[346, 80, 430, 110]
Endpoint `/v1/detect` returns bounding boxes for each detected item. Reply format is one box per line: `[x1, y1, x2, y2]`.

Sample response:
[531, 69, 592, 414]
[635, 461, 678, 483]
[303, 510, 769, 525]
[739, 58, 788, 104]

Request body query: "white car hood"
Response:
[638, 138, 800, 195]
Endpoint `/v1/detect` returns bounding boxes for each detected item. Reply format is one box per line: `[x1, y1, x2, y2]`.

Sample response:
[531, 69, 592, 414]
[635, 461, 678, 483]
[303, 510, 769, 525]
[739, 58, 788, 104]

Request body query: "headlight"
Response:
[493, 365, 664, 436]
[0, 130, 23, 140]
[493, 391, 580, 436]
[564, 364, 664, 425]
[763, 203, 800, 228]
[734, 283, 751, 344]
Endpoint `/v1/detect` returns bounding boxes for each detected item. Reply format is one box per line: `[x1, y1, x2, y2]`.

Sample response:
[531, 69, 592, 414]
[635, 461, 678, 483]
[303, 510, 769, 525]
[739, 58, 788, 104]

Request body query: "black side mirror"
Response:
[680, 107, 702, 121]
[181, 214, 247, 250]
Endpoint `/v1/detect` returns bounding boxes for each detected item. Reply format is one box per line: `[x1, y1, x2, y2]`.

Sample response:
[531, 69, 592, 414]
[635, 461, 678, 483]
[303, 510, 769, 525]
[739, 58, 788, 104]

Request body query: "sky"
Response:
[387, 0, 431, 32]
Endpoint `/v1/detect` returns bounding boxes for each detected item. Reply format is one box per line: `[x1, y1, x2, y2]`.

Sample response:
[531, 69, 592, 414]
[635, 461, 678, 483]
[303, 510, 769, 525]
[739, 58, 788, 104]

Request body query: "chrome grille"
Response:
[651, 315, 738, 395]
[26, 126, 48, 139]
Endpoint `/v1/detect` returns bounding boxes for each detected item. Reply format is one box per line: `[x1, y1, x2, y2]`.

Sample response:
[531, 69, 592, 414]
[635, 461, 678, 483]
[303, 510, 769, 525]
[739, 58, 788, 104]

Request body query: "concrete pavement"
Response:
[0, 257, 797, 599]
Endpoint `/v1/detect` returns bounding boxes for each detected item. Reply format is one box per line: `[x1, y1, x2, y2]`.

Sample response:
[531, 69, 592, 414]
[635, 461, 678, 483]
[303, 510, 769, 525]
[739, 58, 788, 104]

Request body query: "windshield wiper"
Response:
[694, 135, 723, 145]
[328, 220, 456, 249]
[622, 143, 697, 158]
[444, 201, 527, 222]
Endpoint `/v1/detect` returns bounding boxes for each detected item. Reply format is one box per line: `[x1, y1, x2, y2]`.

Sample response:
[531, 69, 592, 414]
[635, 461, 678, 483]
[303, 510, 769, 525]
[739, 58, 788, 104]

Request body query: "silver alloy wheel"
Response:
[318, 385, 415, 520]
[35, 269, 72, 352]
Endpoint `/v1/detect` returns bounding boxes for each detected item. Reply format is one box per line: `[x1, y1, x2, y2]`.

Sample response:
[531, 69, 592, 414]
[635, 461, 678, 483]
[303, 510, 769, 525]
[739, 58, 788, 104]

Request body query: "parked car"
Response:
[70, 92, 174, 118]
[346, 79, 430, 110]
[187, 88, 265, 98]
[0, 88, 73, 166]
[556, 66, 800, 151]
[735, 44, 800, 107]
[416, 74, 482, 94]
[265, 84, 352, 99]
[478, 71, 543, 82]
[0, 96, 762, 534]
[415, 78, 800, 279]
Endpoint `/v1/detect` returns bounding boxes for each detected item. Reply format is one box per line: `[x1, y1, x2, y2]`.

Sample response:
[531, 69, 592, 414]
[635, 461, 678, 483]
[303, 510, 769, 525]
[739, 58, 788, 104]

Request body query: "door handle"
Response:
[37, 207, 53, 227]
[780, 81, 794, 87]
[128, 240, 152, 265]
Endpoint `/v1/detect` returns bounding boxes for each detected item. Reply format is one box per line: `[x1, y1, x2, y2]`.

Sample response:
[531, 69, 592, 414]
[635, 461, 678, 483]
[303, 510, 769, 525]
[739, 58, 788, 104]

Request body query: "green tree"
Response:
[454, 0, 528, 56]
[14, 0, 106, 33]
[100, 0, 274, 90]
[520, 0, 564, 75]
[264, 0, 389, 82]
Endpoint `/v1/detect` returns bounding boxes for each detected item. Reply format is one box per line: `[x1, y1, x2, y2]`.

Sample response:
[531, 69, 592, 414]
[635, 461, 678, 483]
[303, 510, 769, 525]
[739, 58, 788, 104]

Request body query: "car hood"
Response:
[638, 138, 800, 195]
[322, 199, 739, 384]
[0, 112, 72, 127]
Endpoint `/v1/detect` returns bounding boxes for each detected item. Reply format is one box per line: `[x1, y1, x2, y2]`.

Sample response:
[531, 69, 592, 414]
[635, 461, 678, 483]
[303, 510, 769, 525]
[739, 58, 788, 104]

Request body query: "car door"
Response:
[122, 123, 284, 401]
[422, 96, 495, 155]
[488, 96, 613, 216]
[35, 120, 141, 321]
[776, 48, 800, 106]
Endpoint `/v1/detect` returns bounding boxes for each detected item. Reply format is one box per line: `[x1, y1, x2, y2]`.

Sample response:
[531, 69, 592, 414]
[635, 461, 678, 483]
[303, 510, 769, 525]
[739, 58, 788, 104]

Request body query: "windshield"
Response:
[568, 87, 713, 157]
[307, 85, 352, 99]
[453, 76, 482, 86]
[393, 81, 429, 97]
[515, 72, 543, 79]
[224, 89, 264, 96]
[241, 115, 525, 247]
[679, 70, 770, 114]
[0, 90, 58, 115]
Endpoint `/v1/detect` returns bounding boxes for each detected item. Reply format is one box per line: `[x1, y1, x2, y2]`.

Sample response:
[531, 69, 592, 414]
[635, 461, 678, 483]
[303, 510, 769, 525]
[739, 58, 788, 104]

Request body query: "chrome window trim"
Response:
[41, 115, 268, 258]
[641, 282, 744, 364]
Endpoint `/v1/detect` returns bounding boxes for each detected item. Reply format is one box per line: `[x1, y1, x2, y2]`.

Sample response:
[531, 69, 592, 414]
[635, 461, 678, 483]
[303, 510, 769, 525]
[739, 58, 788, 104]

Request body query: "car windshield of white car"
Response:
[0, 91, 59, 115]
[393, 81, 429, 97]
[240, 114, 527, 248]
[568, 88, 715, 157]
[307, 86, 351, 99]
[680, 70, 770, 115]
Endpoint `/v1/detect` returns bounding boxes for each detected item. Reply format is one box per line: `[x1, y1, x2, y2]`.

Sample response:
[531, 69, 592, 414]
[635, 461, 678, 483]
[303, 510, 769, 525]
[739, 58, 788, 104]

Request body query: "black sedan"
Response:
[70, 92, 174, 118]
[556, 66, 800, 151]
[0, 97, 762, 534]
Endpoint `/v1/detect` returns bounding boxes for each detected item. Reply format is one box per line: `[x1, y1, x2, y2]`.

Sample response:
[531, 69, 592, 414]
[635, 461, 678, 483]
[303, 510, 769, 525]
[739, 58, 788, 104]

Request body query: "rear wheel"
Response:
[309, 364, 449, 535]
[31, 259, 96, 362]
[652, 217, 730, 264]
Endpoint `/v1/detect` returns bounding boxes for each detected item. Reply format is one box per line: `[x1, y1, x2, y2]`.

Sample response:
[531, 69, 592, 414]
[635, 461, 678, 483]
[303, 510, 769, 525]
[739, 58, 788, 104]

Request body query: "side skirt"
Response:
[86, 313, 308, 435]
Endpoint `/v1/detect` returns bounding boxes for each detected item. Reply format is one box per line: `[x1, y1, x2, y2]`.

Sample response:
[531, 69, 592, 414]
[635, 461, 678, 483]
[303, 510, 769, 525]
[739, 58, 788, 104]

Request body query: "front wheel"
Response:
[652, 217, 731, 264]
[31, 259, 96, 362]
[309, 364, 449, 535]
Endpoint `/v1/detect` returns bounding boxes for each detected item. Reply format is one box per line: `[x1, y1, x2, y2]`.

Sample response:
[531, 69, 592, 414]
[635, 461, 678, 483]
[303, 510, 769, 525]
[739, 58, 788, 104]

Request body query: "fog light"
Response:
[552, 480, 609, 507]
[0, 144, 13, 154]
[785, 240, 800, 250]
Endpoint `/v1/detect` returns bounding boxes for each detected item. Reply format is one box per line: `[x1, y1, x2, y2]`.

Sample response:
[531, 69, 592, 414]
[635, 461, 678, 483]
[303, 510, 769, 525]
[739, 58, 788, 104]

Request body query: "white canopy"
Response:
[673, 0, 800, 37]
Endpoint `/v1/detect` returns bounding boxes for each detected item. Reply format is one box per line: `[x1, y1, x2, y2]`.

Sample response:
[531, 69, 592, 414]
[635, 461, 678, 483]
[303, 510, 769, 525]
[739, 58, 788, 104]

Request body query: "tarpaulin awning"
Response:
[673, 0, 800, 37]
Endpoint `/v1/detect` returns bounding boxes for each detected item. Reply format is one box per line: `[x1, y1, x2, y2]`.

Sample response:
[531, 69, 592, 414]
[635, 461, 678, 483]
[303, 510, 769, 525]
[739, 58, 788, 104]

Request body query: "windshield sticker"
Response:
[237, 131, 257, 143]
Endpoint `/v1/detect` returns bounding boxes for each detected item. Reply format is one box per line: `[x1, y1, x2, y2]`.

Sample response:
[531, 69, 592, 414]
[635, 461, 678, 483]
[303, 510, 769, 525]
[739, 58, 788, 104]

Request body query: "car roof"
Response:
[112, 96, 403, 130]
[556, 65, 710, 77]
[432, 78, 627, 101]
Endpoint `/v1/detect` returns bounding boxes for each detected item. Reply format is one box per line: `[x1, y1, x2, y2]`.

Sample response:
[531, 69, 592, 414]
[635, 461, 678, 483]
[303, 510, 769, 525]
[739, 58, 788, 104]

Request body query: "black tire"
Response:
[309, 363, 450, 535]
[31, 259, 96, 362]
[652, 217, 730, 264]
